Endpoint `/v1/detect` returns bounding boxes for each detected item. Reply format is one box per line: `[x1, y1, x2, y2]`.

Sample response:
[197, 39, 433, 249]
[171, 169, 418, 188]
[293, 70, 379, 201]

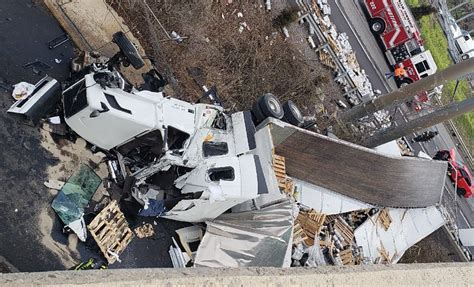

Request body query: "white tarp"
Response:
[354, 206, 446, 263]
[194, 200, 294, 267]
[293, 179, 373, 215]
[459, 228, 474, 246]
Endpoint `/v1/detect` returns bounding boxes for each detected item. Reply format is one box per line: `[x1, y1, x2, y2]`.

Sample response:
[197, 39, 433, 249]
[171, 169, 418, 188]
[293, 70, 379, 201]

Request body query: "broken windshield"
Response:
[51, 164, 101, 224]
[63, 79, 88, 118]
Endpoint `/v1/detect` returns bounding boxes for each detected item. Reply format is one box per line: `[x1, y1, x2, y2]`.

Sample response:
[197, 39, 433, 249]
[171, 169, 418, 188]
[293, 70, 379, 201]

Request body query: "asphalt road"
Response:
[0, 0, 187, 271]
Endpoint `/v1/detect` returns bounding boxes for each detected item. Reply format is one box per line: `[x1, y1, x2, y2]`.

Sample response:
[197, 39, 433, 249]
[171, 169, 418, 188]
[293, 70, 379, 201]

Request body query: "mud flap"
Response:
[8, 76, 61, 125]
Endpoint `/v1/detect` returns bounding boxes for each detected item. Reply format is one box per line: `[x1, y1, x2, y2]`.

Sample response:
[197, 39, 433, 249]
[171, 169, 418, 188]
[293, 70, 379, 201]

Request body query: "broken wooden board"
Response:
[272, 154, 287, 183]
[378, 208, 392, 231]
[296, 210, 326, 246]
[339, 248, 354, 265]
[134, 223, 155, 239]
[334, 218, 354, 245]
[88, 200, 134, 264]
[293, 223, 309, 245]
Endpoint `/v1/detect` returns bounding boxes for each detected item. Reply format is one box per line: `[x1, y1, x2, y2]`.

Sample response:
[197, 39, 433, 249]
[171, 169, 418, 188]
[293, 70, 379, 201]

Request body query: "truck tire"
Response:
[457, 188, 466, 197]
[369, 18, 385, 34]
[112, 31, 145, 70]
[282, 100, 304, 127]
[251, 101, 266, 123]
[258, 93, 284, 119]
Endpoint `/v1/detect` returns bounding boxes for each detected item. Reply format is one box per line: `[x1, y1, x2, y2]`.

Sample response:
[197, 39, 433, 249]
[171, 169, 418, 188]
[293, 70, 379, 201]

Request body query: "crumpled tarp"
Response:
[51, 164, 101, 224]
[194, 200, 294, 267]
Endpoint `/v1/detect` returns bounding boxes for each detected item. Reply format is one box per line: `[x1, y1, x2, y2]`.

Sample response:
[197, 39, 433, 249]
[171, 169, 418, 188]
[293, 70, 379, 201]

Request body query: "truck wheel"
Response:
[282, 100, 304, 127]
[251, 101, 266, 123]
[112, 31, 145, 70]
[369, 18, 385, 34]
[457, 188, 466, 197]
[258, 93, 284, 119]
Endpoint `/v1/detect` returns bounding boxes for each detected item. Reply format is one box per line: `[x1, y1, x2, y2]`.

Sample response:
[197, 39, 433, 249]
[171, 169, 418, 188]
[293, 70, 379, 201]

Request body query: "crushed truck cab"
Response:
[63, 68, 220, 151]
[8, 32, 280, 225]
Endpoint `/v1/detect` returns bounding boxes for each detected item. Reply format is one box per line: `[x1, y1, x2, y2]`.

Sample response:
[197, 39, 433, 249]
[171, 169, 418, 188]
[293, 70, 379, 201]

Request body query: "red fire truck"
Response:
[364, 0, 438, 90]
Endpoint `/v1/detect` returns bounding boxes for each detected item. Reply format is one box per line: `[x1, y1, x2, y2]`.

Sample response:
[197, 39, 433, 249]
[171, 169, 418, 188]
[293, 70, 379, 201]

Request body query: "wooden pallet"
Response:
[272, 154, 296, 195]
[88, 200, 134, 264]
[293, 223, 309, 245]
[319, 50, 336, 69]
[339, 249, 354, 265]
[296, 210, 327, 246]
[378, 208, 392, 231]
[334, 218, 354, 245]
[272, 154, 287, 183]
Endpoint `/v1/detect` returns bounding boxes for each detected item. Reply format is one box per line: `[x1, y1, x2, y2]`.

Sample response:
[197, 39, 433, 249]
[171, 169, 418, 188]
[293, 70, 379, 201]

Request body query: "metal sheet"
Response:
[194, 200, 294, 267]
[293, 179, 373, 215]
[263, 119, 446, 208]
[459, 229, 474, 246]
[354, 207, 446, 263]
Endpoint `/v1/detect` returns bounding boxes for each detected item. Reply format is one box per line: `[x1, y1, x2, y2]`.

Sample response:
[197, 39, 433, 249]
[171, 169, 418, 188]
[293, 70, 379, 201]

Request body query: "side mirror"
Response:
[90, 102, 110, 118]
[90, 110, 101, 118]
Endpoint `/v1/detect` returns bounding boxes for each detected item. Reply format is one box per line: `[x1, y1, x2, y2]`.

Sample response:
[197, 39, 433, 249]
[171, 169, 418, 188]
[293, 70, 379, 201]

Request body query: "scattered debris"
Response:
[88, 200, 134, 264]
[134, 223, 155, 238]
[44, 179, 65, 190]
[11, 82, 34, 100]
[175, 226, 203, 261]
[48, 34, 70, 49]
[169, 237, 189, 268]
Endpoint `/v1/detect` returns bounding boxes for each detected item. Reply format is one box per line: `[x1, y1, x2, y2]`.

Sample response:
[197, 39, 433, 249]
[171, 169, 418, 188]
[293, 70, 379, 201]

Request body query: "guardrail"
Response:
[295, 0, 365, 105]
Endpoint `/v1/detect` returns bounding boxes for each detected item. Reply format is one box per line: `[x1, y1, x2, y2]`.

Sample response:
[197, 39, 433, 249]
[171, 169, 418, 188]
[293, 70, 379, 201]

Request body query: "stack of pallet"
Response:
[295, 209, 327, 246]
[272, 154, 295, 196]
[88, 200, 134, 264]
[319, 49, 336, 69]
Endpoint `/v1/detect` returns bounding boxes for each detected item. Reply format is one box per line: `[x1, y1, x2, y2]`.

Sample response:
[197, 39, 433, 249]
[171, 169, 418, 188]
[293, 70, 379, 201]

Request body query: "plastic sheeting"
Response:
[194, 200, 294, 267]
[293, 179, 373, 215]
[51, 164, 101, 224]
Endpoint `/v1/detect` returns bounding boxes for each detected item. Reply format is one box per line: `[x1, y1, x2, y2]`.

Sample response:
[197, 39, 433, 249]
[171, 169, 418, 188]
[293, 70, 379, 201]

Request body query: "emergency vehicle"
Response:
[364, 0, 438, 88]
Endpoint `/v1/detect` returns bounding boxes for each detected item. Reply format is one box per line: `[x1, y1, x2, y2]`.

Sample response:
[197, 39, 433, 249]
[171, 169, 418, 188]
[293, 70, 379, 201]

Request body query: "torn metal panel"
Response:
[373, 140, 402, 157]
[459, 229, 474, 246]
[354, 206, 446, 263]
[258, 118, 446, 208]
[165, 154, 265, 222]
[231, 111, 256, 155]
[293, 179, 373, 215]
[194, 200, 294, 267]
[8, 76, 61, 124]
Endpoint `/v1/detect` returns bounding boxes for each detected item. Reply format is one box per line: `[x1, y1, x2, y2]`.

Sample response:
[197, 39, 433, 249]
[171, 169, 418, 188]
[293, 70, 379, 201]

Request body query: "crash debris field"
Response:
[0, 0, 469, 274]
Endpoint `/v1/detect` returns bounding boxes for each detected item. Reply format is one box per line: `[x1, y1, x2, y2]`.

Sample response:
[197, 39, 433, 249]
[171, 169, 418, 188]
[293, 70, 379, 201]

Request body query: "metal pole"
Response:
[448, 0, 470, 12]
[339, 58, 474, 123]
[456, 12, 473, 23]
[362, 97, 474, 148]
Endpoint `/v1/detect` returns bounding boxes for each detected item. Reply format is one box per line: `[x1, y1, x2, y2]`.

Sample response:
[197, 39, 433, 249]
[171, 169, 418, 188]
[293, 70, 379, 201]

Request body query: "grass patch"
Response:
[407, 1, 473, 150]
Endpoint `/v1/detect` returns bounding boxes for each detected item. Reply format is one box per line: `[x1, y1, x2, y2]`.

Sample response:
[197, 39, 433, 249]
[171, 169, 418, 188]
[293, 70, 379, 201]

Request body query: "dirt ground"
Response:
[399, 227, 463, 263]
[107, 0, 343, 128]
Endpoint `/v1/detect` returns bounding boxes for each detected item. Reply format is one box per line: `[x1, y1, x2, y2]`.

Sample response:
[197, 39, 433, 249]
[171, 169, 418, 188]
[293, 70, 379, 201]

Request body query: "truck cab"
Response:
[400, 50, 437, 84]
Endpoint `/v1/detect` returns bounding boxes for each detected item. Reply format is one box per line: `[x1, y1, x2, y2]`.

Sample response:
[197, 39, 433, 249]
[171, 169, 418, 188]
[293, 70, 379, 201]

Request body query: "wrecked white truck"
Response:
[9, 32, 303, 225]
